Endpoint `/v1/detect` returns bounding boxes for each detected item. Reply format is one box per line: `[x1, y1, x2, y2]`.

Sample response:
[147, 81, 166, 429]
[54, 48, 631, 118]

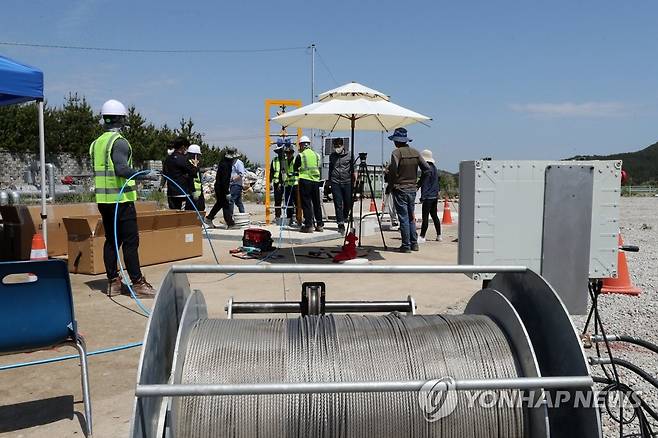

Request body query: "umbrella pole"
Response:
[347, 117, 356, 239]
[37, 100, 48, 250]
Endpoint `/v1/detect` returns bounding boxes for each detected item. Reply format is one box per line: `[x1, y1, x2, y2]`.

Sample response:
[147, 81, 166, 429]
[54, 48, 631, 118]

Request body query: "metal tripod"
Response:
[346, 154, 387, 249]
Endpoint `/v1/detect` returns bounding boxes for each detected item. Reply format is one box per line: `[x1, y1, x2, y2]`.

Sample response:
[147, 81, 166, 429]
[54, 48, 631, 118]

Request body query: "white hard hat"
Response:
[101, 99, 128, 116]
[188, 144, 202, 155]
[299, 135, 311, 144]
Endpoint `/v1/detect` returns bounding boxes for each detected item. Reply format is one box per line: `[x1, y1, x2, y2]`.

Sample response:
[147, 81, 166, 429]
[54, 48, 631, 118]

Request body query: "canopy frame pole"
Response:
[37, 99, 47, 249]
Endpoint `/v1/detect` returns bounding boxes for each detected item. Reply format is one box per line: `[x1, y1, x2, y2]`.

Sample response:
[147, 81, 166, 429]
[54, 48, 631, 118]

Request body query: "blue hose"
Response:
[0, 175, 294, 371]
[0, 342, 143, 371]
[114, 170, 220, 315]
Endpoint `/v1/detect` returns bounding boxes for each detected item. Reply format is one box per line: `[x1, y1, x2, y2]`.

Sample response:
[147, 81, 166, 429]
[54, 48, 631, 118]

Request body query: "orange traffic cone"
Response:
[601, 234, 641, 296]
[30, 233, 48, 260]
[441, 197, 453, 225]
[369, 198, 377, 213]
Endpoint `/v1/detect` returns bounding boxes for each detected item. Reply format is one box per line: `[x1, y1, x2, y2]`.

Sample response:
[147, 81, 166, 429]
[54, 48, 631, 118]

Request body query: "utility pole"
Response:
[310, 43, 316, 104]
[310, 44, 316, 153]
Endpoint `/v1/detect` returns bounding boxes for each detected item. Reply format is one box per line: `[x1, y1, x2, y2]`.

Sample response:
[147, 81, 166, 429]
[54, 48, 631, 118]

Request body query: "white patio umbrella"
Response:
[272, 82, 431, 133]
[271, 82, 431, 247]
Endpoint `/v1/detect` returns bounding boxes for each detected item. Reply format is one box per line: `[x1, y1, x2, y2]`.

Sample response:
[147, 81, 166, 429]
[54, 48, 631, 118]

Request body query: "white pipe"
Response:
[46, 163, 55, 202]
[37, 100, 47, 249]
[171, 264, 528, 274]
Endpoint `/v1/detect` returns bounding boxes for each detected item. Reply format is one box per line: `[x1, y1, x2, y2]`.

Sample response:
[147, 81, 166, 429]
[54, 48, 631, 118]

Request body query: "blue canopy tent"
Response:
[0, 55, 48, 247]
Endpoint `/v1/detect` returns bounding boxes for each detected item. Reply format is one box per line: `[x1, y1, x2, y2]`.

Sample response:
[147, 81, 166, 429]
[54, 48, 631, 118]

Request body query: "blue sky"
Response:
[2, 0, 657, 171]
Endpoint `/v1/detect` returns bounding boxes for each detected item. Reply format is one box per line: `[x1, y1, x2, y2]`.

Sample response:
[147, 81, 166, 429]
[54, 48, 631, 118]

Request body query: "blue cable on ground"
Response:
[0, 174, 293, 371]
[0, 342, 143, 371]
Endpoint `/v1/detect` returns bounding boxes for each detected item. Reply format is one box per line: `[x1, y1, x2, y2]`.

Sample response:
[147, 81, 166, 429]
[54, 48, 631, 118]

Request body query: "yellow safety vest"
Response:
[298, 148, 320, 182]
[89, 132, 137, 203]
[271, 158, 283, 184]
[285, 158, 298, 186]
[190, 160, 202, 194]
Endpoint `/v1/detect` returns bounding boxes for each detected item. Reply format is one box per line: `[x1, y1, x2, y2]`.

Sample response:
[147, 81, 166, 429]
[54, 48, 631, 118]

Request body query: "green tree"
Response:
[54, 93, 102, 157]
[0, 92, 256, 171]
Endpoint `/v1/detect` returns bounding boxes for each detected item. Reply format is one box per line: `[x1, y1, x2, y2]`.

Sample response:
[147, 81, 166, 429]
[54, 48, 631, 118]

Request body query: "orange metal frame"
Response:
[264, 99, 303, 225]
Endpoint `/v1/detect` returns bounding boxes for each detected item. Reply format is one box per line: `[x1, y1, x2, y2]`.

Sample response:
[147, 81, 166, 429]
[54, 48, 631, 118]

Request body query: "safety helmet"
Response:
[299, 135, 311, 144]
[101, 99, 128, 116]
[188, 144, 202, 155]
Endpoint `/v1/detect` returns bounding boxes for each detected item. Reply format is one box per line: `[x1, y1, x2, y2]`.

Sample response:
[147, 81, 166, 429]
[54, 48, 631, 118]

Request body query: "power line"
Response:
[315, 49, 338, 85]
[0, 41, 308, 54]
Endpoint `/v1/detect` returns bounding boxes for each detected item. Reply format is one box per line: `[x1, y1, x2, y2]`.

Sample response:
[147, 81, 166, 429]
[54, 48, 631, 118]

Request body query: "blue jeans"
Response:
[229, 184, 245, 214]
[393, 189, 418, 249]
[331, 182, 352, 225]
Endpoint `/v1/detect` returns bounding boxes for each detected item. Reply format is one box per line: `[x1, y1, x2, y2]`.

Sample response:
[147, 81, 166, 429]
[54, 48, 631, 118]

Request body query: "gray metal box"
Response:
[458, 160, 621, 280]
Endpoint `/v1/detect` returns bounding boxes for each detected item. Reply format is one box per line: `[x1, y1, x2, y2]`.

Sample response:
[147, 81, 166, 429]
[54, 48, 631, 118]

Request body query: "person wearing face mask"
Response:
[186, 144, 205, 212]
[90, 99, 159, 297]
[163, 136, 198, 210]
[269, 139, 286, 222]
[294, 136, 323, 233]
[328, 138, 352, 234]
[385, 128, 430, 253]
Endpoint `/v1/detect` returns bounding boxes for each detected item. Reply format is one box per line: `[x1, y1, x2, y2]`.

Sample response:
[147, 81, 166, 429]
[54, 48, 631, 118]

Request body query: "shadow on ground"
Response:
[0, 395, 87, 436]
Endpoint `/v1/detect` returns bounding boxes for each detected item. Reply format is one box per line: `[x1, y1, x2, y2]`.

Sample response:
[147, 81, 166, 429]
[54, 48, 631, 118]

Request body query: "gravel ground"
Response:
[572, 197, 658, 437]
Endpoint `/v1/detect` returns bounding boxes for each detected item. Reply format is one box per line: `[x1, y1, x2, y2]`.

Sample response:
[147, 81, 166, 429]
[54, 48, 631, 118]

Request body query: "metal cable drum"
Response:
[172, 314, 526, 437]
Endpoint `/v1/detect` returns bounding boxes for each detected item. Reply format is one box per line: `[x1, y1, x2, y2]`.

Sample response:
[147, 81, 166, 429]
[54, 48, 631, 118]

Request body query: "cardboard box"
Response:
[0, 202, 157, 261]
[63, 210, 202, 275]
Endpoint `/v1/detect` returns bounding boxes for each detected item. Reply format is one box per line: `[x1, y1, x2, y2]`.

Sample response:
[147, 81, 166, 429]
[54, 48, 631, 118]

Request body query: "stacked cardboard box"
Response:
[63, 210, 202, 274]
[0, 202, 157, 260]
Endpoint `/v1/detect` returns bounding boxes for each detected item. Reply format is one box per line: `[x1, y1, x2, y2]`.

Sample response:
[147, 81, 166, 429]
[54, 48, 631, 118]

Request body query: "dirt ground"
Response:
[0, 204, 477, 437]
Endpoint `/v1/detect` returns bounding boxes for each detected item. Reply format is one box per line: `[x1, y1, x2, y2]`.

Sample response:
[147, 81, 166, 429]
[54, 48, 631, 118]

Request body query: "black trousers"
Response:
[273, 183, 284, 218]
[207, 187, 234, 226]
[169, 196, 185, 210]
[98, 202, 142, 282]
[283, 184, 299, 220]
[420, 198, 441, 237]
[299, 179, 323, 227]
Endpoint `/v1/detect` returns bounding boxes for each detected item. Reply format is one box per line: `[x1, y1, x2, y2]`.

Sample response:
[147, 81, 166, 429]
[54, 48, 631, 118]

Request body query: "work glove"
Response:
[144, 169, 160, 181]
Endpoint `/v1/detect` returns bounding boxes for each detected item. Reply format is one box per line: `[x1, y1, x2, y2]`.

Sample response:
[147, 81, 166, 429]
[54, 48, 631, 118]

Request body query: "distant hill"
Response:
[570, 142, 658, 185]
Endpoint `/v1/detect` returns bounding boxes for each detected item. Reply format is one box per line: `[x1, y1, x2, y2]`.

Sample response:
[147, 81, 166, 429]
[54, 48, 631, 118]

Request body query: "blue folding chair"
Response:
[0, 259, 92, 437]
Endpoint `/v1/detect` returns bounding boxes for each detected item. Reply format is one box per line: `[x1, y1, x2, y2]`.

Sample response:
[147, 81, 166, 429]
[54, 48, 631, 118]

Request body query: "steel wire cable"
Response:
[175, 314, 525, 437]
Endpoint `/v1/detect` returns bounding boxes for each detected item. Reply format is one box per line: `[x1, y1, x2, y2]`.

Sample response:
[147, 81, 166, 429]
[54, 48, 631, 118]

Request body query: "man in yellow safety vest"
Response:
[294, 135, 323, 233]
[269, 139, 286, 222]
[90, 99, 158, 297]
[283, 143, 300, 227]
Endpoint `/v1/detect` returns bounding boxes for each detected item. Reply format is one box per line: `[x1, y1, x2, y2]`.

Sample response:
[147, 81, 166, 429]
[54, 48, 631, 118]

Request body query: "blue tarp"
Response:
[0, 55, 44, 106]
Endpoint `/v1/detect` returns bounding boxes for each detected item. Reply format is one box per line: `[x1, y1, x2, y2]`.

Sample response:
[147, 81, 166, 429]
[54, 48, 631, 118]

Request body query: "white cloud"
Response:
[509, 102, 630, 118]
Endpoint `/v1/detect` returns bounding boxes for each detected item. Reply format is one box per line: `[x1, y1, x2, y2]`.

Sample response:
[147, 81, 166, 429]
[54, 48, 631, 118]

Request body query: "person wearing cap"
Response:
[294, 135, 323, 233]
[417, 149, 442, 243]
[229, 149, 246, 215]
[269, 139, 286, 221]
[187, 144, 205, 212]
[90, 99, 159, 297]
[328, 137, 352, 234]
[385, 128, 430, 253]
[163, 136, 198, 210]
[204, 148, 236, 228]
[283, 143, 301, 227]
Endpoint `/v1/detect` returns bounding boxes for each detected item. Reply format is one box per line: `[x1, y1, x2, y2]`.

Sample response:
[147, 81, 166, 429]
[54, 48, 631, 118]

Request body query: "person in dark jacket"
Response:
[328, 138, 352, 234]
[163, 136, 198, 210]
[417, 149, 442, 242]
[385, 128, 430, 253]
[204, 148, 237, 228]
